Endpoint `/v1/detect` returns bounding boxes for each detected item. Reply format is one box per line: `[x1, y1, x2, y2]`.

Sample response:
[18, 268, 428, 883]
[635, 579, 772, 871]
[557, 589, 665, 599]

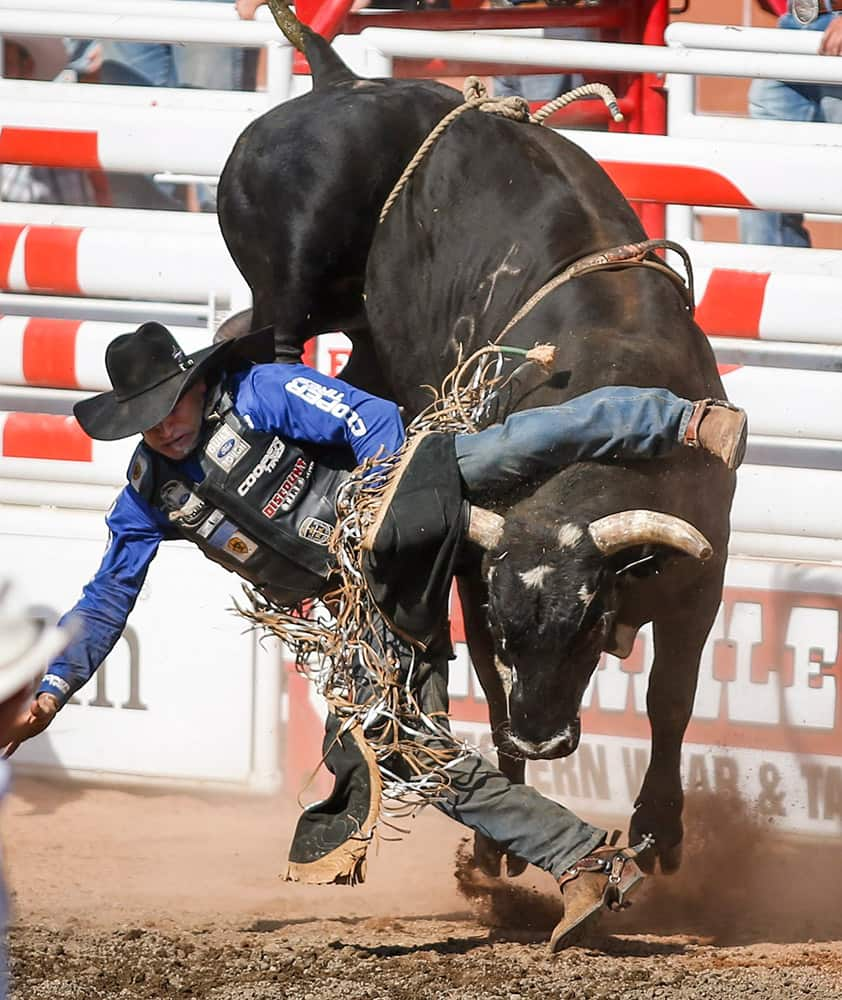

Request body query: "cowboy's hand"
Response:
[235, 0, 265, 19]
[2, 693, 59, 758]
[820, 17, 842, 56]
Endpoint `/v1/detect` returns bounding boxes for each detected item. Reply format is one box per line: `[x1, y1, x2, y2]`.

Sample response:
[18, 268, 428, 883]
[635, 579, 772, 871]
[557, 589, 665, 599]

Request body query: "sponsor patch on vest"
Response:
[299, 516, 333, 546]
[129, 452, 149, 489]
[207, 518, 257, 563]
[237, 437, 286, 496]
[262, 457, 313, 517]
[196, 508, 225, 539]
[207, 425, 250, 472]
[160, 480, 207, 526]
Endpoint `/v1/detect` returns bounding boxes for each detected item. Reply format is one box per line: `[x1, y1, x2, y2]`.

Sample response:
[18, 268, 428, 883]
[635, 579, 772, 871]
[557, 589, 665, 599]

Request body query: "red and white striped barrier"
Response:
[0, 411, 131, 486]
[0, 315, 208, 391]
[564, 130, 842, 215]
[695, 267, 842, 344]
[0, 220, 245, 304]
[5, 94, 840, 218]
[0, 98, 252, 176]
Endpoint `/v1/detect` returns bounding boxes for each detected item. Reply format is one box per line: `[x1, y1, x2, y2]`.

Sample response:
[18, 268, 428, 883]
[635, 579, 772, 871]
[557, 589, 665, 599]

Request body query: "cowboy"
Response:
[3, 322, 747, 948]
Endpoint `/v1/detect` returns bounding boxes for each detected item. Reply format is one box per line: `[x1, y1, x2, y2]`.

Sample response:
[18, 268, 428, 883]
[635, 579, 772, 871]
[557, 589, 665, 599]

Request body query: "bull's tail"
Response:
[265, 0, 358, 88]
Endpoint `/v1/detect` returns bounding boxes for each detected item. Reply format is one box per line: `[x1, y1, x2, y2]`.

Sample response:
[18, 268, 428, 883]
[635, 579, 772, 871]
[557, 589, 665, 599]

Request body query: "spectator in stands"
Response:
[740, 0, 842, 245]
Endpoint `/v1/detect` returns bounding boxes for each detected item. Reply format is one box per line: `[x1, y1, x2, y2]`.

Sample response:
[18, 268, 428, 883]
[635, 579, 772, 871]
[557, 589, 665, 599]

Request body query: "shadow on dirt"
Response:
[335, 935, 489, 958]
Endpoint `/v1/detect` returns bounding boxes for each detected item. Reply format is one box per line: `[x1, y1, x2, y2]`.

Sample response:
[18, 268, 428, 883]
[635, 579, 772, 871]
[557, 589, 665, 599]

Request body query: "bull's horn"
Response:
[588, 510, 712, 561]
[467, 506, 505, 550]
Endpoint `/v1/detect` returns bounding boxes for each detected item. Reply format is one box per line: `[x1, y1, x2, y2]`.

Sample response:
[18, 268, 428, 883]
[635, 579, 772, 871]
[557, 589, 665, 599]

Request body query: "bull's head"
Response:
[468, 507, 711, 761]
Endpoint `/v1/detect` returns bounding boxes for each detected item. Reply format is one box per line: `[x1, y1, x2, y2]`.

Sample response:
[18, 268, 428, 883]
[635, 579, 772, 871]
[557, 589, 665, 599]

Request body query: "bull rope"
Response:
[494, 238, 696, 346]
[378, 77, 624, 225]
[237, 343, 555, 817]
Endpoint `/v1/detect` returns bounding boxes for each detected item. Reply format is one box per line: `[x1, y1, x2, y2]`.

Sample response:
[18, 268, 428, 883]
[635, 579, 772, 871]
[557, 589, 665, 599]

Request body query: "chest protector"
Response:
[130, 391, 349, 606]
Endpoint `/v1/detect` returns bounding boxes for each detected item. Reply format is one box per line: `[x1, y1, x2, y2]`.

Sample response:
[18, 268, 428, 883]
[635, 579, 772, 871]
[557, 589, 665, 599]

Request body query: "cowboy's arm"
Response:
[4, 487, 165, 753]
[233, 364, 405, 463]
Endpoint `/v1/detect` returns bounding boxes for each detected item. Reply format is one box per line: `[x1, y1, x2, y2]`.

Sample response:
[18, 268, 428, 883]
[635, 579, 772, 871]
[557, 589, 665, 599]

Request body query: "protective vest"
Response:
[129, 390, 349, 606]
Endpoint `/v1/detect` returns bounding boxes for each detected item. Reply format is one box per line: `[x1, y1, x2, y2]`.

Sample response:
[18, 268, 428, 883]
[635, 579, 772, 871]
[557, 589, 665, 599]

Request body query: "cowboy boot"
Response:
[683, 399, 748, 471]
[549, 841, 647, 953]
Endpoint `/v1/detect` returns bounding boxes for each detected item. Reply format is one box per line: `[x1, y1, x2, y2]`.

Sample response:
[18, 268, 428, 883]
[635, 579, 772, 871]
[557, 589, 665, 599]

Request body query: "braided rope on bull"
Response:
[379, 77, 624, 225]
[237, 343, 555, 818]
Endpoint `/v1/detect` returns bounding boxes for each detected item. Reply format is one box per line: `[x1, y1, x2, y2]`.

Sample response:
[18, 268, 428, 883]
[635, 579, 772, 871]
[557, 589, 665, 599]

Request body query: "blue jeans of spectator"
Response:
[100, 41, 179, 87]
[174, 0, 245, 91]
[102, 0, 243, 90]
[739, 12, 842, 247]
[455, 386, 691, 499]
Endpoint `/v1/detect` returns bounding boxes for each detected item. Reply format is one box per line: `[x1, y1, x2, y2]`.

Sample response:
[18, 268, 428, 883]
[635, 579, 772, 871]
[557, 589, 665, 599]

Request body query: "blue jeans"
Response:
[100, 41, 180, 87]
[739, 12, 842, 247]
[455, 386, 692, 500]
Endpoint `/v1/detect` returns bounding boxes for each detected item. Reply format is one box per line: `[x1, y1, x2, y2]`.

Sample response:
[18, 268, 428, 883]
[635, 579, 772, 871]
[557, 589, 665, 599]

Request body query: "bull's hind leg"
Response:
[629, 580, 724, 874]
[456, 571, 528, 877]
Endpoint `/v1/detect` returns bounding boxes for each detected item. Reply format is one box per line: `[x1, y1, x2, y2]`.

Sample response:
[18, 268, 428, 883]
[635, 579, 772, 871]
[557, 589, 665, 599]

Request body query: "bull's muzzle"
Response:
[503, 716, 582, 760]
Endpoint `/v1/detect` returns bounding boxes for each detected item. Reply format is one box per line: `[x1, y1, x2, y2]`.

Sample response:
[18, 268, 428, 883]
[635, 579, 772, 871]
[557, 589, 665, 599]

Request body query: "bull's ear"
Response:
[467, 506, 505, 550]
[588, 510, 712, 561]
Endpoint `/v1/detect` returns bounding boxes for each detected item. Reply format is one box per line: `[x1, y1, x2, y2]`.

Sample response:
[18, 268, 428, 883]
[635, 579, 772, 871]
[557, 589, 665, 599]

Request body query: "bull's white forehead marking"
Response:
[479, 243, 522, 314]
[557, 523, 584, 549]
[519, 565, 552, 589]
[578, 584, 594, 604]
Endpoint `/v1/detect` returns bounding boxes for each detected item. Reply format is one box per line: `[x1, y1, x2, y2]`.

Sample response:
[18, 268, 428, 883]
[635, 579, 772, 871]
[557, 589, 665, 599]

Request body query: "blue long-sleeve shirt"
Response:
[39, 363, 405, 706]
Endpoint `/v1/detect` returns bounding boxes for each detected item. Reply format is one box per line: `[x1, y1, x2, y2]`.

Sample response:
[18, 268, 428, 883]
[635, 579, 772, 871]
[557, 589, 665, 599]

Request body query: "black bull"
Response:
[217, 31, 735, 875]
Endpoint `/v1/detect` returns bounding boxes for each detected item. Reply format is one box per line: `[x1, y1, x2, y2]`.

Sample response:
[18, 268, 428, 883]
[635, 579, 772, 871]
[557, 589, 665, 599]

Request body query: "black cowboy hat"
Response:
[73, 321, 272, 441]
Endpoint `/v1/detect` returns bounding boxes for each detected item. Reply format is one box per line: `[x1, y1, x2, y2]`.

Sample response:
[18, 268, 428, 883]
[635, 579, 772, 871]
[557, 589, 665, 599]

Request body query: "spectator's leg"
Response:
[739, 78, 816, 246]
[817, 84, 842, 124]
[100, 41, 179, 87]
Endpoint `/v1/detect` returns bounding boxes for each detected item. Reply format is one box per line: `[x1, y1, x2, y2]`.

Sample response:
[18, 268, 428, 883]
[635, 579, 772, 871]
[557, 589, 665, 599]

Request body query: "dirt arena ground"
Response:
[4, 776, 842, 1000]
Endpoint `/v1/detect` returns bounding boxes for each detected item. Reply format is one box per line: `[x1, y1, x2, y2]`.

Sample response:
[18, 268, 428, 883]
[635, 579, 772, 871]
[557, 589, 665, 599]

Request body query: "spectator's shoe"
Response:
[683, 399, 748, 471]
[550, 841, 647, 953]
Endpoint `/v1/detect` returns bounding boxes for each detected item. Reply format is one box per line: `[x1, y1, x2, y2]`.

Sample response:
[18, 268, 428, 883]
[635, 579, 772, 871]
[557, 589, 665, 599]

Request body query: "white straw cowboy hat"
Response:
[0, 582, 72, 703]
[5, 35, 68, 82]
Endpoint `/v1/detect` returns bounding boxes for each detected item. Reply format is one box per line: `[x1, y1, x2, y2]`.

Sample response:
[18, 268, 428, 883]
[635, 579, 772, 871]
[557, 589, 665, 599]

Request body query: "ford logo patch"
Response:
[217, 439, 235, 458]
